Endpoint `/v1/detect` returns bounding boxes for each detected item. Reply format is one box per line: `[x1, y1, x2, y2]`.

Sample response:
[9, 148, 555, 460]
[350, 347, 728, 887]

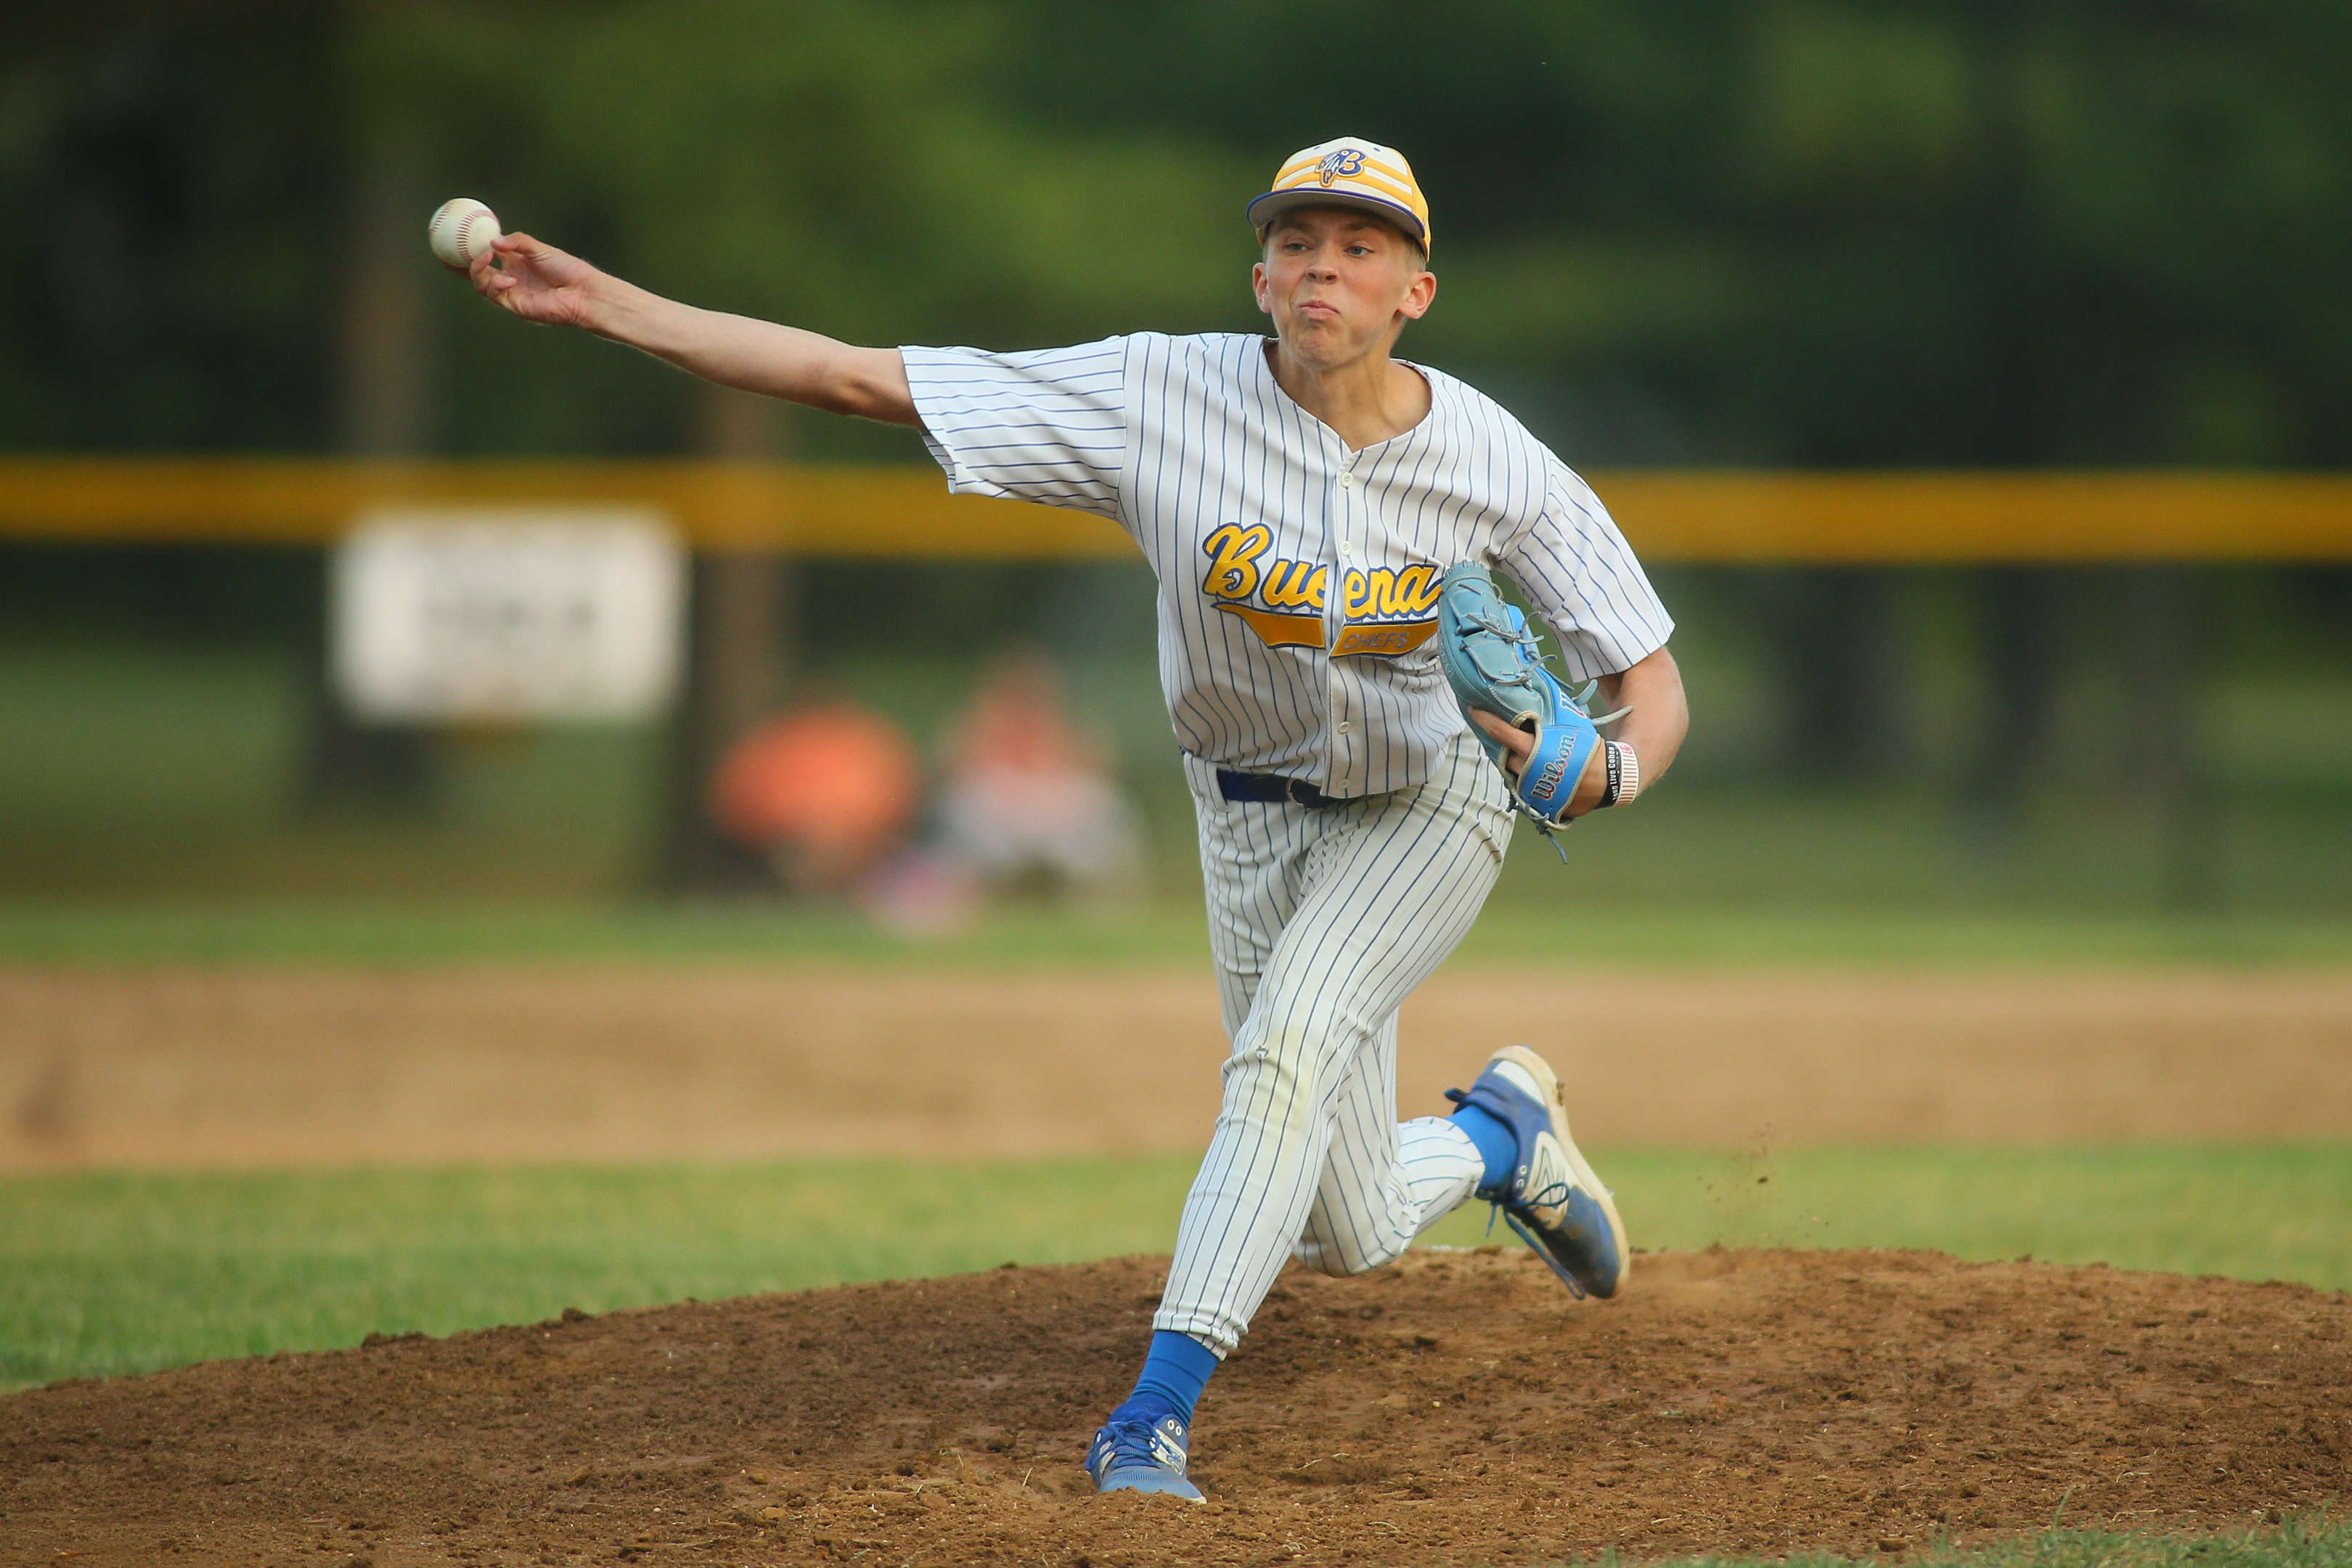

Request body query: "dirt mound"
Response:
[5, 1249, 2347, 1566]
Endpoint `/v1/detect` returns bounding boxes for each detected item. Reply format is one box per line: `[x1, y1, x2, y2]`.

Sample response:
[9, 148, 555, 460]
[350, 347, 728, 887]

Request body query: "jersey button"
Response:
[1338, 472, 1358, 491]
[1336, 722, 1352, 734]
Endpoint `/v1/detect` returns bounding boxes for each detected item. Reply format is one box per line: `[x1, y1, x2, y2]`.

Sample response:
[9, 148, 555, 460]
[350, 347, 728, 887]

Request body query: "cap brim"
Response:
[1246, 188, 1426, 245]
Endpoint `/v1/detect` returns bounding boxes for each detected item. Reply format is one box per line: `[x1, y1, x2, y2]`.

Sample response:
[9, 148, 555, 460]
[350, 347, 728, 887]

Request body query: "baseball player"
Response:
[467, 136, 1689, 1501]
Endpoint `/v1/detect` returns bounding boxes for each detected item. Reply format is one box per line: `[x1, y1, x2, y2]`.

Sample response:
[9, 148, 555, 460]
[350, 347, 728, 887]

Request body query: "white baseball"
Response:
[428, 198, 502, 271]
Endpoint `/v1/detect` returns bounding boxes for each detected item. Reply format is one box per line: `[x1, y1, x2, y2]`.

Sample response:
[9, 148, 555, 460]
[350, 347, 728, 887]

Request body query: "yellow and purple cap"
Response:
[1247, 136, 1430, 253]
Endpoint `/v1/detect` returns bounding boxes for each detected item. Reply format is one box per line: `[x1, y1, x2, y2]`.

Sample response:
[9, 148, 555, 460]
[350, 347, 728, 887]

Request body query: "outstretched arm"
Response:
[469, 234, 919, 427]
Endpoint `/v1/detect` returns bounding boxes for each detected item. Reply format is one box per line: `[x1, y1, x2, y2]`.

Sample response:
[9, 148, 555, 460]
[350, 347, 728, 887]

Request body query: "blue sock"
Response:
[1450, 1100, 1519, 1195]
[1111, 1330, 1221, 1429]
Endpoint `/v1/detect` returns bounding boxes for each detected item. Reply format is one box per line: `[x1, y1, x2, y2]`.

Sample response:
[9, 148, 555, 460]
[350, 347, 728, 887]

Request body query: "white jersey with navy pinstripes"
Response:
[902, 332, 1673, 793]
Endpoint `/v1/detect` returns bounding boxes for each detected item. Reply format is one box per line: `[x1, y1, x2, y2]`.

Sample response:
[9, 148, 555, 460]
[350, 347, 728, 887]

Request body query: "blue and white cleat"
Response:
[1085, 1413, 1206, 1502]
[1446, 1045, 1628, 1299]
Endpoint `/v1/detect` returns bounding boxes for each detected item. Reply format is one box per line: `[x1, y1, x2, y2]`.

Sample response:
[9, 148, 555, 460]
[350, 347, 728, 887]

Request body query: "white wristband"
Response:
[1609, 741, 1641, 807]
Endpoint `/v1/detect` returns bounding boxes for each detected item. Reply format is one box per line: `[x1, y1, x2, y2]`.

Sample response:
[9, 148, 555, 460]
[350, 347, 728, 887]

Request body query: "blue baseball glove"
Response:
[1437, 561, 1617, 846]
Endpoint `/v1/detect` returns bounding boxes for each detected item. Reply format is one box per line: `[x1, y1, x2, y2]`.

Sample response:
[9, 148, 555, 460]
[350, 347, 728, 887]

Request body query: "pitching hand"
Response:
[1469, 710, 1609, 817]
[471, 233, 601, 330]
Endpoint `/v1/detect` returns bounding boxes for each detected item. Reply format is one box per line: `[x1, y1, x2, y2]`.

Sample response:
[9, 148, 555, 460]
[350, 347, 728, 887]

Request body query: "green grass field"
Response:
[1643, 1521, 2352, 1567]
[6, 1146, 2346, 1395]
[12, 1146, 2348, 1564]
[4, 639, 2351, 916]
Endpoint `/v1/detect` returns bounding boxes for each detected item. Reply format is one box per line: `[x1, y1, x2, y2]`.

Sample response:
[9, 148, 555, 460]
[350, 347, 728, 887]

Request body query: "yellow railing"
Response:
[2, 459, 2350, 561]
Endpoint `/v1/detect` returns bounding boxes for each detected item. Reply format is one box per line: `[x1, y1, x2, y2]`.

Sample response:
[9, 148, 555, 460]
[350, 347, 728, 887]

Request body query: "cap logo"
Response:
[1316, 147, 1365, 187]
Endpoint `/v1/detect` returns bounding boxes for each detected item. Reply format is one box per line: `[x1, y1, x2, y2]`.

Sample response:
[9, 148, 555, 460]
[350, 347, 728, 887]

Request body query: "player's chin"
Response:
[1281, 320, 1357, 362]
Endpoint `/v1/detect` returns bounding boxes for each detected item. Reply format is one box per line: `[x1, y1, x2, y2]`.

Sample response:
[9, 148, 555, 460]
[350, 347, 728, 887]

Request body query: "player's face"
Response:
[1252, 208, 1435, 369]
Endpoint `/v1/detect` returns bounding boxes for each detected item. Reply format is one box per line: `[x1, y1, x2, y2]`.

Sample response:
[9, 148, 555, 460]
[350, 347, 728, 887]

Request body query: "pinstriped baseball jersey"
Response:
[902, 332, 1672, 798]
[902, 327, 1667, 1367]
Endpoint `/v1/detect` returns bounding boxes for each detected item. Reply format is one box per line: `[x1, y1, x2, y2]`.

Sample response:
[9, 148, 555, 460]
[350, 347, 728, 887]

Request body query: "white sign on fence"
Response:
[332, 508, 685, 722]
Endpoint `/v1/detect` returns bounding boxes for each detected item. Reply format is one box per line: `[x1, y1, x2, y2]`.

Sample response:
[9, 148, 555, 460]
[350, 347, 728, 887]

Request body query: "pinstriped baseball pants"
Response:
[1155, 730, 1511, 1356]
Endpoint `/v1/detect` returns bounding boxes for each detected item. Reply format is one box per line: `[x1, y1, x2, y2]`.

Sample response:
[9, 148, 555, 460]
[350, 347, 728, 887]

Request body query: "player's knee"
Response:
[1222, 1027, 1318, 1106]
[1225, 1012, 1363, 1098]
[1294, 1243, 1356, 1278]
[1294, 1235, 1397, 1278]
[1293, 1219, 1403, 1278]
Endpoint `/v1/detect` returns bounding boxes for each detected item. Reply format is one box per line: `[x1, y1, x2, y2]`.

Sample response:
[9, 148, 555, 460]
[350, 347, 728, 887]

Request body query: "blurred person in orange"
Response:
[936, 648, 1145, 902]
[709, 701, 919, 894]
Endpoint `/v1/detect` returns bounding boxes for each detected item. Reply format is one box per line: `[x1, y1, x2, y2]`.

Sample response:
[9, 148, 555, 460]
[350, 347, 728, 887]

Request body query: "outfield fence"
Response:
[3, 460, 2351, 560]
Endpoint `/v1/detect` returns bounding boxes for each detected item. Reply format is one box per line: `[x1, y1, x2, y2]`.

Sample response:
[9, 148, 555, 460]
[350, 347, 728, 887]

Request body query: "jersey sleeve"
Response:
[899, 337, 1129, 519]
[1497, 455, 1675, 681]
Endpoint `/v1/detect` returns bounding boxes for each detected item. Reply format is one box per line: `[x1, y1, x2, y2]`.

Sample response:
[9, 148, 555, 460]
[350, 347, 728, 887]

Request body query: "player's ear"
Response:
[1251, 260, 1273, 315]
[1399, 266, 1436, 321]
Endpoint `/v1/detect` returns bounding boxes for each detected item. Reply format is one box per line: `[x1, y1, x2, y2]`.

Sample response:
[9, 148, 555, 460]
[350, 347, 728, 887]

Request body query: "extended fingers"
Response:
[494, 232, 566, 274]
[461, 230, 595, 327]
[468, 245, 507, 295]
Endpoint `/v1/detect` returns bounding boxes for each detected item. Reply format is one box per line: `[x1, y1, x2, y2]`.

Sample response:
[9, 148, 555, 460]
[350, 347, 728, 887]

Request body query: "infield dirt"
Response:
[8, 963, 2351, 1564]
[7, 1246, 2349, 1567]
[8, 965, 2352, 1167]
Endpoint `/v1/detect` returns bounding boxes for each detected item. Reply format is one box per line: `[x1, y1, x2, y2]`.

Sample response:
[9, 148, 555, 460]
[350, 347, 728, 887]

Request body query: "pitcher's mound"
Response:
[6, 1248, 2348, 1565]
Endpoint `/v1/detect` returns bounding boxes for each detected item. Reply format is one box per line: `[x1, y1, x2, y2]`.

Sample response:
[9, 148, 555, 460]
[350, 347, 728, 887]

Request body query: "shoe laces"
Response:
[1504, 1142, 1577, 1219]
[1447, 1086, 1575, 1216]
[1496, 1173, 1617, 1234]
[1097, 1418, 1181, 1473]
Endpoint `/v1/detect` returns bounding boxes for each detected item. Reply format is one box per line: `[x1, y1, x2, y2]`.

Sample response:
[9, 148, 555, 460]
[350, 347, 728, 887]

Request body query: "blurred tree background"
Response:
[0, 0, 2347, 913]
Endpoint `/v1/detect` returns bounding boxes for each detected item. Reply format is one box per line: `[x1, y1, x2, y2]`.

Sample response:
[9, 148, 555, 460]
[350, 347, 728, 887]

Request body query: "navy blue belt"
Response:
[1216, 769, 1349, 808]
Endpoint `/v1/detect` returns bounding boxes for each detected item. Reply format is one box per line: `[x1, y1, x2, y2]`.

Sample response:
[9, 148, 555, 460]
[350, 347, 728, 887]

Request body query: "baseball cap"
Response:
[1246, 136, 1431, 253]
